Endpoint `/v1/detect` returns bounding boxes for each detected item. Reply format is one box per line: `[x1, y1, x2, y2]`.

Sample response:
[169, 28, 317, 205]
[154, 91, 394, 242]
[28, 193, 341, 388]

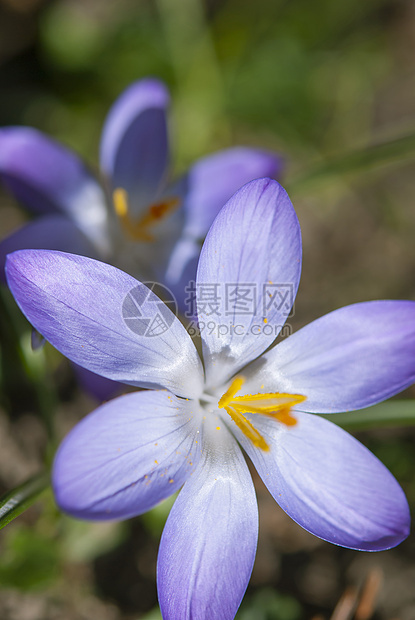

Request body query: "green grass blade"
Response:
[288, 132, 415, 194]
[0, 472, 50, 531]
[319, 400, 415, 431]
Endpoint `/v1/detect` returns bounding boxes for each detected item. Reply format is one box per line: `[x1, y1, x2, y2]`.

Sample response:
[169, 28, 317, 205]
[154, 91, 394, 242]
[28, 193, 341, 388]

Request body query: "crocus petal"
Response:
[72, 363, 122, 402]
[0, 215, 96, 283]
[31, 329, 45, 351]
[53, 390, 201, 520]
[0, 127, 109, 255]
[158, 426, 258, 620]
[197, 178, 301, 389]
[100, 78, 170, 215]
[178, 147, 283, 240]
[235, 411, 410, 551]
[164, 150, 282, 304]
[6, 250, 204, 399]
[243, 301, 415, 413]
[163, 236, 200, 314]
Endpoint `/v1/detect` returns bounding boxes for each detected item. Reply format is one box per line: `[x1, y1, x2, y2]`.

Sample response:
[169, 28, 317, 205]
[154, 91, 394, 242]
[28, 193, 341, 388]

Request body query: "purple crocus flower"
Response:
[0, 78, 280, 399]
[5, 179, 414, 620]
[0, 78, 281, 299]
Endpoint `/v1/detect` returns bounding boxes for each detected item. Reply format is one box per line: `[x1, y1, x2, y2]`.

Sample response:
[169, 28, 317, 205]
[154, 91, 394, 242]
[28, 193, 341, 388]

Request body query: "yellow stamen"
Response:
[225, 406, 270, 451]
[218, 376, 245, 409]
[273, 407, 298, 426]
[113, 187, 179, 242]
[231, 391, 306, 414]
[218, 376, 306, 451]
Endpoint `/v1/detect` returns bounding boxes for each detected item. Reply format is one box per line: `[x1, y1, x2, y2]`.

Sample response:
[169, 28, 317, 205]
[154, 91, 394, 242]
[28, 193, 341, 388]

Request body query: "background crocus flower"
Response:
[5, 178, 415, 620]
[0, 78, 281, 302]
[0, 78, 280, 399]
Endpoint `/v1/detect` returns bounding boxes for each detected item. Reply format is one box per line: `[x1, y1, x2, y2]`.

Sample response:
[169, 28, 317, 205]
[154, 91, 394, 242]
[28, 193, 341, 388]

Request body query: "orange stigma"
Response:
[113, 188, 179, 242]
[218, 376, 306, 451]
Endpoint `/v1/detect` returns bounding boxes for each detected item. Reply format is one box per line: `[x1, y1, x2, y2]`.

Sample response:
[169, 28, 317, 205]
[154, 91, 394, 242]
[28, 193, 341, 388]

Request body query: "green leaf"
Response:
[288, 132, 415, 194]
[237, 588, 302, 620]
[0, 524, 60, 590]
[141, 609, 163, 620]
[320, 400, 415, 430]
[141, 493, 178, 537]
[61, 518, 127, 562]
[0, 472, 50, 531]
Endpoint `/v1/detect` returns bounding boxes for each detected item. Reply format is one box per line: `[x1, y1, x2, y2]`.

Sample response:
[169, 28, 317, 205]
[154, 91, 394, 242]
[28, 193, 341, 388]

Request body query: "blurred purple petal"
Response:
[100, 79, 170, 214]
[179, 147, 283, 240]
[236, 411, 410, 550]
[53, 390, 201, 520]
[164, 150, 282, 300]
[31, 329, 45, 351]
[0, 127, 89, 215]
[197, 178, 302, 389]
[163, 236, 200, 314]
[72, 363, 122, 402]
[6, 250, 204, 398]
[158, 427, 258, 620]
[0, 128, 109, 253]
[244, 301, 415, 413]
[0, 215, 96, 283]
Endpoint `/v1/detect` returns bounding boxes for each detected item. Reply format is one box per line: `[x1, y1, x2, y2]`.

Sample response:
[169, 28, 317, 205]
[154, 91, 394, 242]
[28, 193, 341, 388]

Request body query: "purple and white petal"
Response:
[0, 215, 96, 283]
[178, 147, 283, 240]
[158, 426, 258, 620]
[6, 250, 204, 399]
[197, 178, 302, 389]
[243, 301, 415, 413]
[53, 390, 201, 520]
[235, 411, 410, 551]
[100, 78, 170, 215]
[0, 127, 109, 255]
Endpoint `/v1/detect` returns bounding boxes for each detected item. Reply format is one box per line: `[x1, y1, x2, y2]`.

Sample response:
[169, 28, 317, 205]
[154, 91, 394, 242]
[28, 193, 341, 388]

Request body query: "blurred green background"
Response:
[1, 0, 415, 618]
